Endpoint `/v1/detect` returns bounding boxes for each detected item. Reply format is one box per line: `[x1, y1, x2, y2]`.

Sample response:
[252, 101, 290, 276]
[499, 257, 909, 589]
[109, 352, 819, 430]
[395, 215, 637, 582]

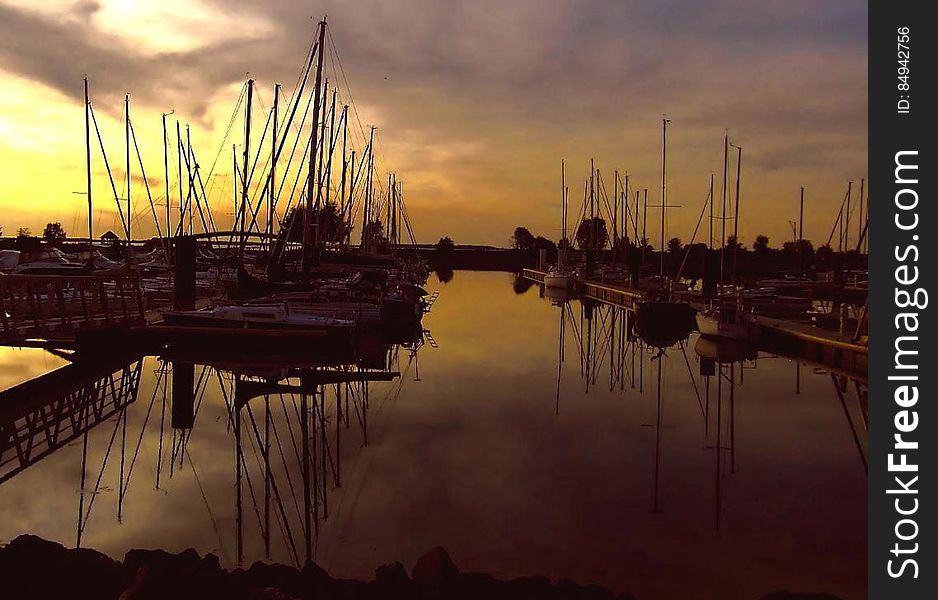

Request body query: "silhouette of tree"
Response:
[512, 227, 536, 250]
[361, 219, 386, 245]
[575, 217, 608, 250]
[435, 266, 454, 283]
[753, 234, 770, 254]
[533, 236, 556, 252]
[43, 222, 66, 245]
[436, 236, 455, 251]
[724, 235, 742, 251]
[512, 273, 535, 295]
[16, 227, 31, 239]
[667, 237, 682, 254]
[278, 204, 350, 244]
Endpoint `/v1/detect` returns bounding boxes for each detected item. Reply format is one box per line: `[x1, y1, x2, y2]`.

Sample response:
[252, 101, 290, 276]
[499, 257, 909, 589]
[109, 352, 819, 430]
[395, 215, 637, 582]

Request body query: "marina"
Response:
[0, 2, 869, 598]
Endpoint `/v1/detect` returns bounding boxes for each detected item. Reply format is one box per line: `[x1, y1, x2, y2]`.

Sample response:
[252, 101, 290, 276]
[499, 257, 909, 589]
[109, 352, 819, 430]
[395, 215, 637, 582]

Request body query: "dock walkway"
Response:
[522, 268, 867, 377]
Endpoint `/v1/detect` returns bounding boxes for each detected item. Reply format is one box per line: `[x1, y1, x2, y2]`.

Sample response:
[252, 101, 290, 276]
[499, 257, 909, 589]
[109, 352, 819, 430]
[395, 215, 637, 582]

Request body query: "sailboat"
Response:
[636, 118, 696, 338]
[696, 136, 757, 340]
[544, 160, 575, 289]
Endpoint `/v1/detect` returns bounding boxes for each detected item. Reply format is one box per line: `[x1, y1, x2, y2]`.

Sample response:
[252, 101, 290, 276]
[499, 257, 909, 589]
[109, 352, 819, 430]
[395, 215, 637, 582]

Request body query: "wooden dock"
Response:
[0, 270, 145, 346]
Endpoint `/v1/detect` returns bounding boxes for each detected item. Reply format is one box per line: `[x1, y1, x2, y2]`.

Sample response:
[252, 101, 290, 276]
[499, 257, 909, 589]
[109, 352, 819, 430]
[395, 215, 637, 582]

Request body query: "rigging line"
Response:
[679, 340, 706, 419]
[80, 385, 125, 531]
[826, 185, 852, 248]
[563, 302, 586, 360]
[202, 82, 248, 191]
[271, 81, 318, 211]
[120, 367, 164, 497]
[128, 120, 166, 245]
[88, 103, 129, 238]
[326, 29, 393, 183]
[235, 402, 268, 541]
[272, 394, 306, 526]
[247, 402, 302, 567]
[176, 365, 213, 461]
[321, 361, 414, 565]
[185, 447, 231, 563]
[190, 146, 219, 232]
[676, 185, 714, 281]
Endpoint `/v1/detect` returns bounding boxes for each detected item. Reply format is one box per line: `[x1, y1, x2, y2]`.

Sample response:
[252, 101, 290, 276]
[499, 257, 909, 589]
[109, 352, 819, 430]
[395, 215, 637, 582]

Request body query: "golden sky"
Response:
[0, 0, 867, 248]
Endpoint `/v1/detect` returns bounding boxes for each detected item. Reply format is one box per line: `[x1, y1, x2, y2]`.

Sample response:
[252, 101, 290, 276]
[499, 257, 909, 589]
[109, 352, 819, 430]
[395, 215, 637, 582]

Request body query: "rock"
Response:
[411, 546, 459, 587]
[0, 534, 122, 599]
[120, 547, 227, 599]
[507, 575, 554, 598]
[375, 561, 411, 586]
[761, 593, 843, 600]
[249, 587, 300, 600]
[245, 561, 303, 593]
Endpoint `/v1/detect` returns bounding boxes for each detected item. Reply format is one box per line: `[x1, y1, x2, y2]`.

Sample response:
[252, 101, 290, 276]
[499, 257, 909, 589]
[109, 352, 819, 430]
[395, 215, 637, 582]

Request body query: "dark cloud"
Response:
[0, 0, 866, 245]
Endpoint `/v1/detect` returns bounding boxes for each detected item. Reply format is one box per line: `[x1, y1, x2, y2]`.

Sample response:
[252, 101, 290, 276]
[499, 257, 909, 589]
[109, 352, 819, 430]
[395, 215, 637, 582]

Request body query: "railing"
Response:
[0, 269, 145, 342]
[0, 359, 142, 484]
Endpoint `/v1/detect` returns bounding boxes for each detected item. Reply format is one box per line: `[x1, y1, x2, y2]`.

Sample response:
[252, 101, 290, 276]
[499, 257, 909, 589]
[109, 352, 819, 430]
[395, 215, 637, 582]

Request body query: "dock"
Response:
[523, 268, 867, 378]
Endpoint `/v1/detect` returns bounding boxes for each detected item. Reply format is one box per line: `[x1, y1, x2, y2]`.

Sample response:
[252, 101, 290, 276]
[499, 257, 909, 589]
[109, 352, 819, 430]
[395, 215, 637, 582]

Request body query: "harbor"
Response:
[0, 2, 868, 599]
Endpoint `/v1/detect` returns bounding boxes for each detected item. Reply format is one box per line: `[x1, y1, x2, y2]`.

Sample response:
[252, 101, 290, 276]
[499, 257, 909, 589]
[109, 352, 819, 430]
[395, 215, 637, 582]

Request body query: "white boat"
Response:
[696, 304, 756, 340]
[161, 304, 356, 331]
[11, 248, 90, 275]
[544, 269, 575, 289]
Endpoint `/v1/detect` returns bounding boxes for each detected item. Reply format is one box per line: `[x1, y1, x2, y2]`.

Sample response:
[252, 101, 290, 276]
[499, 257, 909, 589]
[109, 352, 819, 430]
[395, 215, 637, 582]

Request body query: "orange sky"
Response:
[0, 0, 867, 249]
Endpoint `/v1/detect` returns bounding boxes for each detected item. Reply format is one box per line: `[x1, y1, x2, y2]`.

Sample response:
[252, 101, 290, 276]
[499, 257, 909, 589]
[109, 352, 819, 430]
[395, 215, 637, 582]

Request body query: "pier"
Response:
[523, 268, 867, 378]
[0, 270, 145, 346]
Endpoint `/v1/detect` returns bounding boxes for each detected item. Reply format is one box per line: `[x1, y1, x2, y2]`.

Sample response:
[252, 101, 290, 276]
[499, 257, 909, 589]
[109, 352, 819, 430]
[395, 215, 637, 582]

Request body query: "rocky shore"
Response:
[0, 535, 843, 599]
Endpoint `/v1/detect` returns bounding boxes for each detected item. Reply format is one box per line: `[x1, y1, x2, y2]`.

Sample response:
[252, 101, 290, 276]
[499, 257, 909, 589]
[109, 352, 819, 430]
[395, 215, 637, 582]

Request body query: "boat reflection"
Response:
[0, 327, 426, 567]
[545, 291, 868, 528]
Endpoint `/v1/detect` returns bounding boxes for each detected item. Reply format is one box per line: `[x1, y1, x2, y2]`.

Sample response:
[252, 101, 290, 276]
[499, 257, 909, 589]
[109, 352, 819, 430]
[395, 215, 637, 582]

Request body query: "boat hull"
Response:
[543, 274, 574, 289]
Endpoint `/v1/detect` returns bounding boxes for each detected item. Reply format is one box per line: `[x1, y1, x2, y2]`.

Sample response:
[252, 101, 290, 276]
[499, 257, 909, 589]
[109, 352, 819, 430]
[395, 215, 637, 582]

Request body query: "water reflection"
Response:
[0, 272, 866, 599]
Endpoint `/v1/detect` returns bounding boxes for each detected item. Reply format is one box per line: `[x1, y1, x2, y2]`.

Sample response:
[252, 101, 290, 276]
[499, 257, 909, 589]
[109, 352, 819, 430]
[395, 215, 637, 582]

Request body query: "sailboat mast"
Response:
[242, 78, 254, 239]
[613, 169, 619, 247]
[561, 159, 566, 244]
[270, 83, 280, 251]
[176, 120, 183, 234]
[303, 17, 327, 272]
[709, 173, 714, 249]
[84, 77, 93, 243]
[162, 112, 172, 238]
[347, 149, 355, 245]
[325, 88, 337, 209]
[642, 188, 648, 265]
[125, 94, 131, 243]
[720, 133, 728, 283]
[339, 105, 348, 244]
[660, 118, 668, 277]
[187, 125, 194, 235]
[732, 145, 742, 285]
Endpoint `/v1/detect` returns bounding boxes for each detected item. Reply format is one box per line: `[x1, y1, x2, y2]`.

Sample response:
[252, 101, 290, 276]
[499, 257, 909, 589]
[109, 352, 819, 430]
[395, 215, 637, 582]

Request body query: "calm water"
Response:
[0, 271, 866, 599]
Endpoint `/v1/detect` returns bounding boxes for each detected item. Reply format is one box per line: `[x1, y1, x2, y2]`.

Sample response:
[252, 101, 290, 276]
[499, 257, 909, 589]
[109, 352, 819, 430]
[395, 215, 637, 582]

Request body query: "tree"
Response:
[16, 227, 31, 239]
[753, 235, 770, 254]
[277, 204, 350, 244]
[575, 217, 608, 250]
[43, 222, 66, 245]
[533, 236, 556, 252]
[724, 235, 742, 251]
[361, 219, 386, 245]
[667, 237, 682, 254]
[436, 236, 455, 251]
[512, 227, 536, 250]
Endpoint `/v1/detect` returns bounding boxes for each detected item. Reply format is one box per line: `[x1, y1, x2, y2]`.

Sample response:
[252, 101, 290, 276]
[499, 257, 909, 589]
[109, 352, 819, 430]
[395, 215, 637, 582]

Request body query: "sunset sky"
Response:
[0, 0, 867, 248]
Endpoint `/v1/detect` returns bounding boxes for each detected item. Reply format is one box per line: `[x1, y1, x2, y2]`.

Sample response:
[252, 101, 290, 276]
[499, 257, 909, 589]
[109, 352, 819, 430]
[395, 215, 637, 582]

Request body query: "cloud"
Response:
[0, 0, 866, 246]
